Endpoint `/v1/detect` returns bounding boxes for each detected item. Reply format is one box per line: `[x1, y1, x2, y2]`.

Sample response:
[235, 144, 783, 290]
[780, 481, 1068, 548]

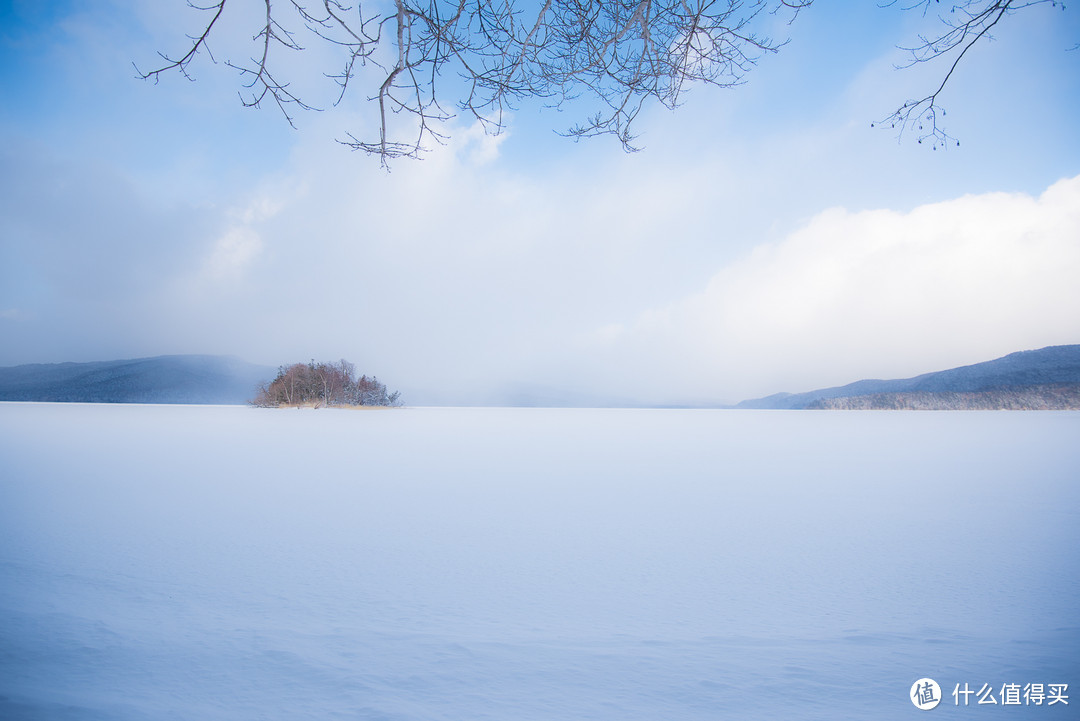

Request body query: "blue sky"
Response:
[1, 0, 1079, 404]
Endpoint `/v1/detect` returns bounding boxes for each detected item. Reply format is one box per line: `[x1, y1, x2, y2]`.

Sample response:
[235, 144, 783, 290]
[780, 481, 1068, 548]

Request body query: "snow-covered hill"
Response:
[738, 344, 1080, 409]
[0, 355, 273, 404]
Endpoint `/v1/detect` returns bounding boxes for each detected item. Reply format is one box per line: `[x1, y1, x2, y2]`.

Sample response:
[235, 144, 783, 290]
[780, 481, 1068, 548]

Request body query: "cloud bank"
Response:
[576, 175, 1080, 404]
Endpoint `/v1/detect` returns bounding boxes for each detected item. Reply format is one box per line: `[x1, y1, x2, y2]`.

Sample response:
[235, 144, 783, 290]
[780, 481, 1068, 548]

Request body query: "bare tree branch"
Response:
[141, 0, 806, 164]
[135, 1, 229, 83]
[875, 0, 1066, 149]
[140, 0, 1068, 163]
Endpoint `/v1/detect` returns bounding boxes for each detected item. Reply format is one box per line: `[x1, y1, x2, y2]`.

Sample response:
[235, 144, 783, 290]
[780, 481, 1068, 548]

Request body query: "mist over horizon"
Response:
[3, 343, 1080, 409]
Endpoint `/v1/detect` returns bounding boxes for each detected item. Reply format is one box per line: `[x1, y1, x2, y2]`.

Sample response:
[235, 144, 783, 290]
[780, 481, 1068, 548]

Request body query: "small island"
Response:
[252, 360, 401, 408]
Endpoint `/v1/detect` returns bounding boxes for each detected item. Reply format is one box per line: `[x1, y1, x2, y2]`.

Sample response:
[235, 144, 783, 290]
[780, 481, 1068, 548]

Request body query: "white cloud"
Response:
[198, 193, 283, 281]
[579, 174, 1080, 404]
[203, 226, 263, 279]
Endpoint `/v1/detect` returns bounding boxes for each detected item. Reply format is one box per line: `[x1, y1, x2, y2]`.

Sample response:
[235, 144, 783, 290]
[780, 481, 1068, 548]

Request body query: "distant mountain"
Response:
[737, 345, 1080, 410]
[0, 355, 275, 405]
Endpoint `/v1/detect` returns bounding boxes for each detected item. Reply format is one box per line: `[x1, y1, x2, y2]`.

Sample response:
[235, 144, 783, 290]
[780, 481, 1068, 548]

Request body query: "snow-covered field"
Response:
[1, 403, 1077, 720]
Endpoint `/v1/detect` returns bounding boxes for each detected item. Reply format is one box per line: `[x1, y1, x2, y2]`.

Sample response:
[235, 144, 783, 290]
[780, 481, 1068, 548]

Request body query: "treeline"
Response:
[252, 359, 401, 408]
[805, 385, 1080, 410]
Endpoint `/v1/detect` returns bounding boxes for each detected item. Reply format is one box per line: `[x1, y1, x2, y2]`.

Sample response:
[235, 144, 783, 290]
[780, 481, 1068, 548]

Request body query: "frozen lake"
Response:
[1, 403, 1077, 719]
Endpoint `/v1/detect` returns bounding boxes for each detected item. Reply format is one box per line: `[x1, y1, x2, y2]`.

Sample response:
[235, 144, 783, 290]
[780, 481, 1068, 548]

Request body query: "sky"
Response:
[1, 0, 1078, 405]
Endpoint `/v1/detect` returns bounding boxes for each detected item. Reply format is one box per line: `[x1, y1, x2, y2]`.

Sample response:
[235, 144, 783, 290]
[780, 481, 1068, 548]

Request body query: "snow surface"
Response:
[1, 403, 1077, 720]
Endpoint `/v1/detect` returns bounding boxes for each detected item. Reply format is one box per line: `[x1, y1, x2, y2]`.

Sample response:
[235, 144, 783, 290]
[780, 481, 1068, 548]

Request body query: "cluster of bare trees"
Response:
[139, 0, 1068, 163]
[252, 359, 402, 407]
